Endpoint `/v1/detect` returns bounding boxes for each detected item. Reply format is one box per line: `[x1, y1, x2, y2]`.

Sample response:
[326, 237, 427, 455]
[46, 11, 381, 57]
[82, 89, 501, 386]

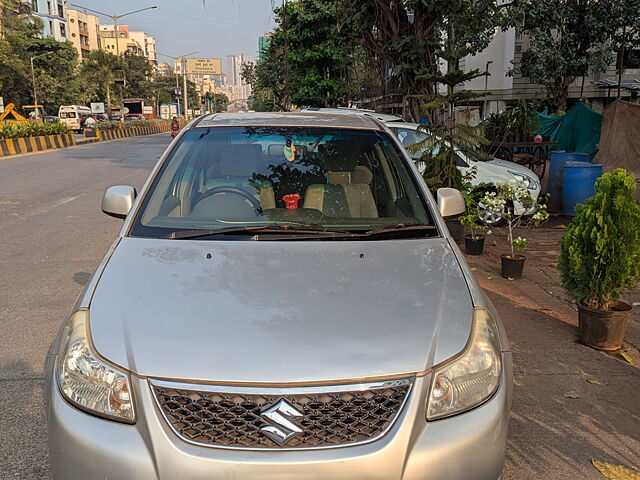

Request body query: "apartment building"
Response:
[31, 0, 67, 42]
[66, 8, 100, 59]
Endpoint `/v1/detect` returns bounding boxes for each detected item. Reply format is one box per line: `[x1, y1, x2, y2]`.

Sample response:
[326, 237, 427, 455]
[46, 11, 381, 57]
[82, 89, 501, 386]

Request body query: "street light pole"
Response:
[69, 4, 157, 119]
[30, 52, 48, 120]
[484, 60, 493, 120]
[183, 58, 189, 118]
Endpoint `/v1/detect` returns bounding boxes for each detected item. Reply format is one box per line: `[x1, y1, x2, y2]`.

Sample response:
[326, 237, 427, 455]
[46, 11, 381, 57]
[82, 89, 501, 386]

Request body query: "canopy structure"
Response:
[537, 101, 602, 158]
[594, 100, 640, 179]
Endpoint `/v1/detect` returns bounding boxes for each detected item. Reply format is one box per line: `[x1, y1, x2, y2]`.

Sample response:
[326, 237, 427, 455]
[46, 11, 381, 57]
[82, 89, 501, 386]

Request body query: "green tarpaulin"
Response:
[537, 101, 603, 158]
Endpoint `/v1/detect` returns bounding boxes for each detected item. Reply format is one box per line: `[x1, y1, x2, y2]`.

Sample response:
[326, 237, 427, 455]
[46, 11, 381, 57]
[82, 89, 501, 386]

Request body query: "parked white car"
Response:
[386, 122, 542, 225]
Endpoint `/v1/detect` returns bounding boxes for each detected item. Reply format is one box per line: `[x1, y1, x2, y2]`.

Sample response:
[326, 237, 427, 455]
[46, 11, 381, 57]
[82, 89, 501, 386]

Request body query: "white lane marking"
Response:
[25, 194, 84, 218]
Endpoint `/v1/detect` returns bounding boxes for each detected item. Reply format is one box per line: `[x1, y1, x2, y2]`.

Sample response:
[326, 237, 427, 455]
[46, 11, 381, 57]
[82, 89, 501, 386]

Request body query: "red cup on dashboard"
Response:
[282, 194, 301, 210]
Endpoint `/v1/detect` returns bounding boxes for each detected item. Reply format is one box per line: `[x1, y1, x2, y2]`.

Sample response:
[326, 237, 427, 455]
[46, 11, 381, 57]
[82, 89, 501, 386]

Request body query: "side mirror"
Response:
[437, 187, 465, 218]
[102, 186, 136, 219]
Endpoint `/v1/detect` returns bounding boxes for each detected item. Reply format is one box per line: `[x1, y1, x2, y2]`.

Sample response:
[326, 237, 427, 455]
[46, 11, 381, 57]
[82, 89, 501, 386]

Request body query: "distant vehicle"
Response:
[110, 113, 122, 121]
[124, 113, 145, 121]
[23, 105, 48, 121]
[387, 121, 541, 226]
[123, 98, 153, 119]
[301, 107, 403, 123]
[58, 105, 91, 132]
[94, 113, 108, 122]
[44, 115, 59, 123]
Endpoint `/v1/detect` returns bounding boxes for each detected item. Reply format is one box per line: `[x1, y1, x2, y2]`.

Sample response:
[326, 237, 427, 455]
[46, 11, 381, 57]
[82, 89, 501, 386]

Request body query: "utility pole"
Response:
[283, 0, 289, 110]
[69, 4, 157, 120]
[157, 51, 199, 119]
[484, 61, 493, 120]
[183, 57, 189, 119]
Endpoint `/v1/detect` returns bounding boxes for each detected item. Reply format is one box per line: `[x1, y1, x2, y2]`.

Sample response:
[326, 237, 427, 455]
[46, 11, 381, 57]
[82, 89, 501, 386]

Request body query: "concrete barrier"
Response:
[0, 133, 76, 157]
[0, 122, 172, 158]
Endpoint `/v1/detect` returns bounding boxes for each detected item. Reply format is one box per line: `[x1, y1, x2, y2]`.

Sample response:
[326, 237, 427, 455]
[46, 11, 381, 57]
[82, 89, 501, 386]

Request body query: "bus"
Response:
[58, 105, 91, 132]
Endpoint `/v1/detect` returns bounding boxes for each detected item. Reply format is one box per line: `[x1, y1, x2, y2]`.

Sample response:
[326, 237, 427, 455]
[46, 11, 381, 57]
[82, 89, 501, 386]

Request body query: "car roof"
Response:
[385, 121, 421, 129]
[195, 111, 385, 130]
[301, 107, 403, 123]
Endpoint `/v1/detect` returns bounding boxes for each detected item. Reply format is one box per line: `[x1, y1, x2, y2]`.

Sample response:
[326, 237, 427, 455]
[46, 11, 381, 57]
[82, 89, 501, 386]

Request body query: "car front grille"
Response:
[150, 378, 413, 450]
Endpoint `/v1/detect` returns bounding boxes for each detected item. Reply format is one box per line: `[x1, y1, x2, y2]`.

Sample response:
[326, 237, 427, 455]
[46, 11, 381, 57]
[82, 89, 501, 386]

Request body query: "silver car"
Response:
[46, 112, 512, 479]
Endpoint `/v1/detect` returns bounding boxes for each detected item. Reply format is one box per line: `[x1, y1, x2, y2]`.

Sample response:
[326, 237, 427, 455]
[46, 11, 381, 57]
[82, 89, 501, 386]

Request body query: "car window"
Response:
[395, 128, 429, 159]
[130, 126, 434, 238]
[60, 111, 76, 119]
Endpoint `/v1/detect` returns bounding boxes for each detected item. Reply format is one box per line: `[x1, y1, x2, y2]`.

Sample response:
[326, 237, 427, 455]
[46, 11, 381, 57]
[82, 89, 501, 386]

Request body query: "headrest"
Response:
[218, 144, 261, 177]
[353, 165, 373, 184]
[318, 141, 360, 171]
[268, 144, 285, 156]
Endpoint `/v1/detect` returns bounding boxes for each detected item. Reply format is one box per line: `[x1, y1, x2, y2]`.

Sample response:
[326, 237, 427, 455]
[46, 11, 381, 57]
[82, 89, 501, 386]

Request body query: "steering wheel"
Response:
[195, 186, 262, 214]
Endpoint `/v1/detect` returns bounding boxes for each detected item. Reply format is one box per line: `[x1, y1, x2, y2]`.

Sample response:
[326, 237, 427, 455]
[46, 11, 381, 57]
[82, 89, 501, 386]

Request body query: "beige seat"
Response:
[303, 144, 378, 218]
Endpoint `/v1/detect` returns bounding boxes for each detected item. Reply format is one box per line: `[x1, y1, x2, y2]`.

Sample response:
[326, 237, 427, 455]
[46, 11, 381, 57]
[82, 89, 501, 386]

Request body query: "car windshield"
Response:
[130, 126, 435, 238]
[59, 111, 75, 119]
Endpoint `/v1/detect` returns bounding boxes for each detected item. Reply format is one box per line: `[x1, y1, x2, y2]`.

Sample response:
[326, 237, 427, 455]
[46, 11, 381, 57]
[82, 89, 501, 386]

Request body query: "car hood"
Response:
[486, 158, 539, 180]
[89, 237, 473, 384]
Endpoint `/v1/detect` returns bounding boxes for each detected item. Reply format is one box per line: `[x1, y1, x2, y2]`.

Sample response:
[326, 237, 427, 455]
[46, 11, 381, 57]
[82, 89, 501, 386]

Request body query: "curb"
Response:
[0, 123, 172, 159]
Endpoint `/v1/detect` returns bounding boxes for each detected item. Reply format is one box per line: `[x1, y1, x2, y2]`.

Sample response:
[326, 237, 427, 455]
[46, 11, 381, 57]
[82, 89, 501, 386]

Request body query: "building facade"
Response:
[129, 30, 157, 65]
[66, 9, 100, 59]
[99, 25, 145, 58]
[461, 28, 640, 114]
[31, 0, 68, 42]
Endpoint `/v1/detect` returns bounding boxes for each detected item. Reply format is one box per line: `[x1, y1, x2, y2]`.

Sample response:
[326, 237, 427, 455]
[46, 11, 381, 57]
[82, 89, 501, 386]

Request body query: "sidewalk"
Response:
[463, 220, 640, 479]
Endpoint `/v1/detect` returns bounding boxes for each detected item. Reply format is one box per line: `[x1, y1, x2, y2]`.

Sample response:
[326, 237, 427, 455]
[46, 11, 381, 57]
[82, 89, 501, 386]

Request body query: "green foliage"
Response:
[558, 169, 640, 309]
[513, 0, 639, 112]
[482, 183, 548, 257]
[0, 121, 69, 139]
[0, 0, 80, 113]
[244, 0, 359, 109]
[484, 99, 543, 141]
[338, 0, 511, 120]
[458, 168, 487, 239]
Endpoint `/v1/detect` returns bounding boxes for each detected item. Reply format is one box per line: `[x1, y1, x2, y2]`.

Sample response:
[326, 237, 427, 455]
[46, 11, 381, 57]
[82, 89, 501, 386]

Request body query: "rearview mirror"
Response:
[102, 186, 136, 219]
[437, 188, 465, 218]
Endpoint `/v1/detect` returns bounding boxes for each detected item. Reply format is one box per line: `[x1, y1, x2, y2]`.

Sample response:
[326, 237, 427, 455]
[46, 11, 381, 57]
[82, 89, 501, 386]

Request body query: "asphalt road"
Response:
[0, 134, 170, 478]
[1, 134, 637, 479]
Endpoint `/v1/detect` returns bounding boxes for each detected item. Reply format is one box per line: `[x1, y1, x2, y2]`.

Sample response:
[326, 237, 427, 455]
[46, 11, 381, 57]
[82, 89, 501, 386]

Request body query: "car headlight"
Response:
[426, 308, 502, 420]
[57, 310, 135, 423]
[508, 170, 537, 190]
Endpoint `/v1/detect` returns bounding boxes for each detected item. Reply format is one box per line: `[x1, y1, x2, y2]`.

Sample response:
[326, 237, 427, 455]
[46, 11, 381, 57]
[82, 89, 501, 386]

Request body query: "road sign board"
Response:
[186, 58, 222, 75]
[194, 109, 201, 115]
[142, 106, 153, 115]
[90, 102, 105, 114]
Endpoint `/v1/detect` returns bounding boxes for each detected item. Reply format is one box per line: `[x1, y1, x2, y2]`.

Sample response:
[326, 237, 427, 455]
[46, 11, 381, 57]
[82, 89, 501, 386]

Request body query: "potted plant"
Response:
[459, 176, 487, 255]
[481, 183, 548, 278]
[558, 169, 640, 350]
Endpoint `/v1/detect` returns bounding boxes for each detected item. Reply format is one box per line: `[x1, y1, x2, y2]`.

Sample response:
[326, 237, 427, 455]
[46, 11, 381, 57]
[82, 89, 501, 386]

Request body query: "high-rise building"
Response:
[157, 62, 173, 76]
[31, 0, 68, 42]
[258, 33, 272, 60]
[98, 25, 155, 61]
[66, 9, 100, 59]
[129, 31, 157, 65]
[224, 54, 253, 102]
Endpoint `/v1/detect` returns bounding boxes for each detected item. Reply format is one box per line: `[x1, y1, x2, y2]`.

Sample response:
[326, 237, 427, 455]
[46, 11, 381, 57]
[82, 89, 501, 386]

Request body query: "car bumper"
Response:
[47, 353, 512, 480]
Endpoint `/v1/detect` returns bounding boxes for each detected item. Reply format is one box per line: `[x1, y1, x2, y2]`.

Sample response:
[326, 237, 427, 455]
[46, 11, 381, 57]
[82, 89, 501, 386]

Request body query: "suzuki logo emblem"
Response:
[259, 399, 304, 445]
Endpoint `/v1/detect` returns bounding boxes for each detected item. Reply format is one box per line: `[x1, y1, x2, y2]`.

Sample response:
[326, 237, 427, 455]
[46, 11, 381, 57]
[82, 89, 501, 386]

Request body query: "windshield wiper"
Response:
[359, 223, 438, 238]
[165, 223, 358, 240]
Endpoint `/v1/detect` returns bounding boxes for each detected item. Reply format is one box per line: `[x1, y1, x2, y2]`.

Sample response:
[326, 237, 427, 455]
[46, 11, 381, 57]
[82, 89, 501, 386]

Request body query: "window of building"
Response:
[623, 50, 640, 70]
[57, 1, 64, 17]
[70, 18, 75, 23]
[49, 20, 53, 35]
[60, 23, 66, 38]
[31, 0, 38, 12]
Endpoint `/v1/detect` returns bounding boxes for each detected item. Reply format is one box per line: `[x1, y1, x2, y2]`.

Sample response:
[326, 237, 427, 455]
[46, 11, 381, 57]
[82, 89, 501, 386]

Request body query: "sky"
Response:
[69, 0, 277, 67]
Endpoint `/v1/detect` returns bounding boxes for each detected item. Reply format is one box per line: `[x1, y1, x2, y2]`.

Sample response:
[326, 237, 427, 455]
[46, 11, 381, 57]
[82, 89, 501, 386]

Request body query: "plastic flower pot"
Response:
[577, 301, 632, 351]
[464, 234, 485, 255]
[500, 254, 525, 279]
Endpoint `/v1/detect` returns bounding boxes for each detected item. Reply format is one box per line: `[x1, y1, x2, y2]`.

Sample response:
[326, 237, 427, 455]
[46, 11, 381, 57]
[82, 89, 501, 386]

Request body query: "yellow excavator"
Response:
[0, 103, 48, 123]
[0, 103, 28, 122]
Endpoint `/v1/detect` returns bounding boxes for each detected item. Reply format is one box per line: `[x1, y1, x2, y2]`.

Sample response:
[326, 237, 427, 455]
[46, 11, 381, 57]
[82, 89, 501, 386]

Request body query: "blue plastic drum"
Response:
[548, 151, 590, 211]
[561, 161, 603, 215]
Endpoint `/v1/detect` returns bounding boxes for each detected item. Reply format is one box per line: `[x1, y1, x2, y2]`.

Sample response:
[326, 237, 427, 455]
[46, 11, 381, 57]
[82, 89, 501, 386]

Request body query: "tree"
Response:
[242, 0, 359, 110]
[80, 50, 118, 113]
[514, 0, 639, 112]
[338, 0, 510, 121]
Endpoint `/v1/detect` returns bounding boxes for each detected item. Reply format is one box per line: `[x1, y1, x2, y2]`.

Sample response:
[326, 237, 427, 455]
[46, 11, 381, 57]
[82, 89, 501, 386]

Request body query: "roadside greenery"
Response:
[558, 169, 640, 310]
[94, 119, 169, 130]
[0, 122, 69, 139]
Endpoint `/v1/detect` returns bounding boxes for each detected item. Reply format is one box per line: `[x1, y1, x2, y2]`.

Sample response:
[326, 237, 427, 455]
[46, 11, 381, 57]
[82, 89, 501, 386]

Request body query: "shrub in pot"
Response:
[558, 169, 640, 350]
[458, 174, 488, 255]
[481, 183, 548, 279]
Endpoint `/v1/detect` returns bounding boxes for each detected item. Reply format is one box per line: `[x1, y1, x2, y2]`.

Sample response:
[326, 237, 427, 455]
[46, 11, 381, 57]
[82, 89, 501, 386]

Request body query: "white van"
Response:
[58, 105, 91, 132]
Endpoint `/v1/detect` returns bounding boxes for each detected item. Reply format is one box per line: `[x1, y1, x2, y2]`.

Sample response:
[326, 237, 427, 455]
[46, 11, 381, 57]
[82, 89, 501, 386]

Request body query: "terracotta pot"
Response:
[500, 254, 525, 279]
[577, 301, 632, 351]
[464, 234, 485, 255]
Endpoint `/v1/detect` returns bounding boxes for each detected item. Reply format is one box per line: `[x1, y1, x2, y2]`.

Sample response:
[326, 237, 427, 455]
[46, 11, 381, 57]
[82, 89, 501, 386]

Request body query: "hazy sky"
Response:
[69, 0, 277, 67]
